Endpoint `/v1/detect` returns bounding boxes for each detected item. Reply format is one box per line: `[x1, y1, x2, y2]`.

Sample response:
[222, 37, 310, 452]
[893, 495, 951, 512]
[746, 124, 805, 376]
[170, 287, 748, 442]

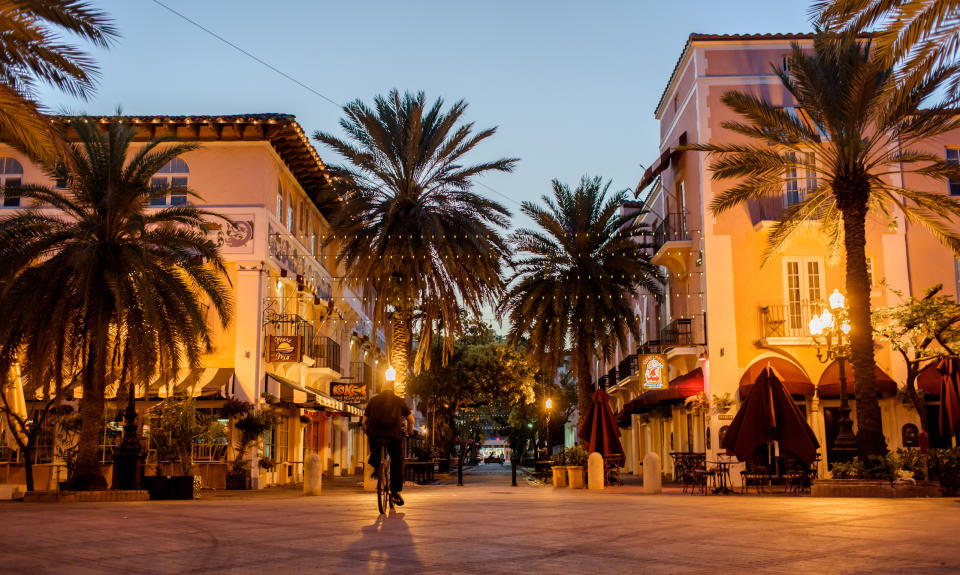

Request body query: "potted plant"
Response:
[566, 445, 588, 489]
[551, 448, 568, 488]
[148, 398, 225, 500]
[222, 400, 277, 490]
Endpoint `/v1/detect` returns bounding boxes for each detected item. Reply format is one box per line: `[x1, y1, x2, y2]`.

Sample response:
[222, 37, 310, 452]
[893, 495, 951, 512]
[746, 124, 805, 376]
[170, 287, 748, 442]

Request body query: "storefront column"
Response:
[339, 418, 350, 475]
[332, 416, 343, 476]
[810, 395, 828, 478]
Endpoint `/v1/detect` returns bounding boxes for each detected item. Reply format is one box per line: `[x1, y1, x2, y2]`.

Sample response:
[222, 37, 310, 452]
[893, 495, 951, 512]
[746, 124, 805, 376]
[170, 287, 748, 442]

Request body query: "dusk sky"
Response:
[36, 0, 814, 231]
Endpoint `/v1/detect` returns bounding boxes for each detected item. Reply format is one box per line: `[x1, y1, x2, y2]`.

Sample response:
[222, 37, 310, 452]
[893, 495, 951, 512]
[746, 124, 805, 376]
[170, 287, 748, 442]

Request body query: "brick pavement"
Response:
[1, 469, 959, 574]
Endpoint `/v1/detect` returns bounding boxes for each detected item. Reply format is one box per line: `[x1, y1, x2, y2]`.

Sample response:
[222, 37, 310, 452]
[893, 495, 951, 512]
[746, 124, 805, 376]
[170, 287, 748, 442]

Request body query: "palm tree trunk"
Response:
[841, 205, 887, 459]
[575, 329, 592, 434]
[72, 324, 108, 490]
[391, 308, 412, 397]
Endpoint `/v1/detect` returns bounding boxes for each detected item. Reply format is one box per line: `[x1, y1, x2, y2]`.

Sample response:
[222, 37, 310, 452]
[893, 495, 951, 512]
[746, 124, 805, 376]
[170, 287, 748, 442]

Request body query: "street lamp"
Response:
[808, 288, 857, 463]
[545, 397, 553, 457]
[384, 364, 396, 387]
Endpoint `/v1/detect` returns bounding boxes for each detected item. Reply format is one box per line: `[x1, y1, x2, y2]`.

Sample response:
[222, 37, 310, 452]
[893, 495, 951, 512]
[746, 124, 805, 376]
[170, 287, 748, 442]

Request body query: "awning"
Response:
[623, 367, 704, 414]
[817, 361, 897, 397]
[919, 363, 942, 395]
[265, 372, 361, 415]
[739, 358, 815, 398]
[634, 132, 688, 197]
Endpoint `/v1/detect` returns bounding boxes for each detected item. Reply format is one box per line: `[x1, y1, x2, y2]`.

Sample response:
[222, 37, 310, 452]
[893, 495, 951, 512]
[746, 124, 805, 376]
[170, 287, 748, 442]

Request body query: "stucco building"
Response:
[603, 33, 960, 484]
[0, 114, 386, 490]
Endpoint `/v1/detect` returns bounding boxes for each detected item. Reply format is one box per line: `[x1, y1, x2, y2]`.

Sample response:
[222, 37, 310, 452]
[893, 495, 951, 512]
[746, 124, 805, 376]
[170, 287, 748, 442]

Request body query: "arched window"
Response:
[149, 157, 189, 206]
[1, 157, 23, 207]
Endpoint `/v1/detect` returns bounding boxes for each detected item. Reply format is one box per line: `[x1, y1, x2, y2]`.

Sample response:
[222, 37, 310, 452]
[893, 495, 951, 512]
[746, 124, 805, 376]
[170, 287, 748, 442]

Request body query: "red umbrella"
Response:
[938, 357, 960, 437]
[578, 388, 624, 458]
[721, 364, 820, 464]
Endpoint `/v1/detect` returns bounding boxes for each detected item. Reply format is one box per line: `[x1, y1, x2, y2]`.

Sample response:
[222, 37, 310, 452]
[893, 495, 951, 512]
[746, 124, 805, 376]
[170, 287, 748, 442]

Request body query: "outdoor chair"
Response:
[604, 455, 624, 486]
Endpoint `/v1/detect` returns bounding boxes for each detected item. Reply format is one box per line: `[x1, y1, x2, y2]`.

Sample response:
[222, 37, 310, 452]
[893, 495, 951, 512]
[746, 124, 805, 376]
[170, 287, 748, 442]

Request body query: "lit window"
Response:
[149, 158, 189, 206]
[287, 202, 293, 232]
[947, 149, 960, 196]
[0, 157, 23, 207]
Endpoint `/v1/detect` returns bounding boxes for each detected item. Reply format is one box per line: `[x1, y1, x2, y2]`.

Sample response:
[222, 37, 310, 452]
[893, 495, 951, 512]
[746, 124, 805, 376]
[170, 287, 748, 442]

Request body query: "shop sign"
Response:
[640, 354, 668, 391]
[331, 382, 367, 404]
[267, 335, 301, 363]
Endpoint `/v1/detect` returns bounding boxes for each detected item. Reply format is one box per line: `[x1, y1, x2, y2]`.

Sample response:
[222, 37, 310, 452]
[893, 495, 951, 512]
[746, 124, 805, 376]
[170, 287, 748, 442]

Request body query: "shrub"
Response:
[551, 448, 567, 467]
[566, 445, 588, 467]
[830, 459, 862, 479]
[895, 448, 926, 481]
[930, 447, 960, 495]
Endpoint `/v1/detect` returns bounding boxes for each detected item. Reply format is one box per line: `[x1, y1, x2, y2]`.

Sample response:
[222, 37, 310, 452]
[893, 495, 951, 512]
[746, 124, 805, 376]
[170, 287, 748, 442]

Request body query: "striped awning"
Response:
[266, 372, 350, 412]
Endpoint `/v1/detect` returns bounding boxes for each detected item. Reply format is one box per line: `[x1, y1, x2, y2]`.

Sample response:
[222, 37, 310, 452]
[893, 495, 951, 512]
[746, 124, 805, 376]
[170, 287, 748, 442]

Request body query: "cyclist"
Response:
[362, 379, 414, 507]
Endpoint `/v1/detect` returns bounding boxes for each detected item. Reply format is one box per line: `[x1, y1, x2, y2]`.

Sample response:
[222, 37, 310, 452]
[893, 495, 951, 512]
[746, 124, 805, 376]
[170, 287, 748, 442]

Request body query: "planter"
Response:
[552, 466, 568, 487]
[567, 466, 585, 489]
[812, 479, 942, 498]
[144, 475, 200, 500]
[226, 469, 249, 490]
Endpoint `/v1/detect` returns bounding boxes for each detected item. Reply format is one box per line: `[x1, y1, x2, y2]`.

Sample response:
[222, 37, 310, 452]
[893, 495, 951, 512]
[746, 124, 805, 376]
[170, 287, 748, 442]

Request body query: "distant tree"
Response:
[408, 316, 536, 457]
[873, 284, 960, 431]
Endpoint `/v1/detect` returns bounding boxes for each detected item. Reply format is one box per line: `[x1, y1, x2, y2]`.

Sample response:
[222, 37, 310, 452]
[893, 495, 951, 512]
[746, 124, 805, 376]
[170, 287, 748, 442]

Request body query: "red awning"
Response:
[817, 361, 898, 397]
[623, 367, 704, 414]
[919, 363, 942, 395]
[739, 358, 815, 398]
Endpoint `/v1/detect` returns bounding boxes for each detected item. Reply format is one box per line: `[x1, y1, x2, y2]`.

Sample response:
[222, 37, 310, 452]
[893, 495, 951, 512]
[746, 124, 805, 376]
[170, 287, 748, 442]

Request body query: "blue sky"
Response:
[37, 0, 814, 231]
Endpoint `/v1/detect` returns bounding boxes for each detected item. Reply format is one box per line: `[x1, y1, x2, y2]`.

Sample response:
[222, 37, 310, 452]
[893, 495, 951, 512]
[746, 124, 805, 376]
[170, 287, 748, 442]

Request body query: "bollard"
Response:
[643, 452, 662, 494]
[588, 452, 604, 489]
[303, 453, 322, 496]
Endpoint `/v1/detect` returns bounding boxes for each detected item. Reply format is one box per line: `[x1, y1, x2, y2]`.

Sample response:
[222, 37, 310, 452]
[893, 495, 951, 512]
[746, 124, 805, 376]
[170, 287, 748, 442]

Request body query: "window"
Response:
[783, 257, 823, 331]
[781, 55, 791, 74]
[276, 181, 284, 223]
[866, 257, 875, 287]
[947, 149, 960, 196]
[0, 157, 23, 207]
[148, 158, 189, 206]
[784, 151, 816, 206]
[286, 201, 293, 233]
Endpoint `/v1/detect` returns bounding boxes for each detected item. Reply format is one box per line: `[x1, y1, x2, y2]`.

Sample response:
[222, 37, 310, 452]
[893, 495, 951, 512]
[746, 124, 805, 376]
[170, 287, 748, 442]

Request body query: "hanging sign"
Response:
[267, 335, 301, 363]
[330, 382, 367, 404]
[640, 354, 669, 391]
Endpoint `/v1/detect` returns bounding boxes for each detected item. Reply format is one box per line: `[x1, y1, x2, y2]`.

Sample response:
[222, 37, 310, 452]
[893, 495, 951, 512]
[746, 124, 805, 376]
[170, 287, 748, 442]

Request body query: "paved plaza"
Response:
[2, 468, 960, 574]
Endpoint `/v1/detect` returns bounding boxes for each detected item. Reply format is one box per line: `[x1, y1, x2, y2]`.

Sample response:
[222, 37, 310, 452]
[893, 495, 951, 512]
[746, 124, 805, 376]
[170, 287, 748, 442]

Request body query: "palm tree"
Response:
[499, 176, 662, 429]
[0, 117, 233, 489]
[687, 32, 960, 458]
[313, 90, 516, 397]
[0, 1, 116, 162]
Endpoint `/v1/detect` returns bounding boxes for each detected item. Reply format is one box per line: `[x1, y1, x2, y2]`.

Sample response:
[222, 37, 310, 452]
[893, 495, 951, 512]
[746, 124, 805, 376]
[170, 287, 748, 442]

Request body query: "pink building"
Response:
[603, 34, 960, 485]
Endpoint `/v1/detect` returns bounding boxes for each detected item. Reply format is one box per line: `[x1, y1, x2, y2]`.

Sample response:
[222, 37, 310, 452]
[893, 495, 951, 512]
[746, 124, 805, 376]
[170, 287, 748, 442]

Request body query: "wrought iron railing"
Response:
[618, 354, 638, 382]
[759, 302, 822, 338]
[651, 212, 690, 252]
[638, 313, 707, 353]
[313, 336, 341, 373]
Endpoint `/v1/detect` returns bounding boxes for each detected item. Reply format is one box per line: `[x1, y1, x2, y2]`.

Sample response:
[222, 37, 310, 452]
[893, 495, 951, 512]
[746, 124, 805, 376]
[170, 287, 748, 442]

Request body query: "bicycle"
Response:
[375, 437, 394, 514]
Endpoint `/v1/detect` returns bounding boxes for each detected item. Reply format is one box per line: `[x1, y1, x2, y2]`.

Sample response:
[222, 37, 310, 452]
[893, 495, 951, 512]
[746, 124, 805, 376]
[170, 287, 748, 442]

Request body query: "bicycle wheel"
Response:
[377, 448, 390, 514]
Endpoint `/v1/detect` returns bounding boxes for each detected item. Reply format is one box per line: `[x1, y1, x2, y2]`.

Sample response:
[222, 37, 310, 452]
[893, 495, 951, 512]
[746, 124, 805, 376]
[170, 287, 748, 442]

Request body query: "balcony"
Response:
[747, 189, 816, 226]
[618, 354, 638, 382]
[312, 336, 342, 373]
[759, 302, 820, 342]
[650, 212, 694, 273]
[639, 313, 707, 354]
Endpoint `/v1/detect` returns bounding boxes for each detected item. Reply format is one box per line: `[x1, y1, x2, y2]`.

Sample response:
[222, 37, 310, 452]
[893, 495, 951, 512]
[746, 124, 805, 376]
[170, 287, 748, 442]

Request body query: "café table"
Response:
[708, 459, 735, 494]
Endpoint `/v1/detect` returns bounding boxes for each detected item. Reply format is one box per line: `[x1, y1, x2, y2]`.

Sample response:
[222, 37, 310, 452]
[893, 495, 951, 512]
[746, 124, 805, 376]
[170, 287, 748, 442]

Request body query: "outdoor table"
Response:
[708, 460, 735, 494]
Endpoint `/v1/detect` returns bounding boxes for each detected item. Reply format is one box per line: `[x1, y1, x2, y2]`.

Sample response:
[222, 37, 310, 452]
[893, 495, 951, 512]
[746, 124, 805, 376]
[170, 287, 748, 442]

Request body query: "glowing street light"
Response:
[385, 364, 396, 383]
[809, 289, 857, 463]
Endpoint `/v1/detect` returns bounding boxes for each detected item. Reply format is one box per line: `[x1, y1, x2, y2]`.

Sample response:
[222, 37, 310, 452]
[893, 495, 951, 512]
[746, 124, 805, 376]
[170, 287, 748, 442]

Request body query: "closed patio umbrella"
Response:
[722, 364, 819, 464]
[938, 357, 960, 437]
[578, 388, 624, 458]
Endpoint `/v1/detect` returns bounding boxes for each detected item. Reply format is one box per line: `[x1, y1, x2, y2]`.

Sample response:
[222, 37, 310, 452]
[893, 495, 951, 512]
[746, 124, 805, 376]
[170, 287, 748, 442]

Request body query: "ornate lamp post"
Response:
[808, 289, 858, 464]
[112, 381, 144, 490]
